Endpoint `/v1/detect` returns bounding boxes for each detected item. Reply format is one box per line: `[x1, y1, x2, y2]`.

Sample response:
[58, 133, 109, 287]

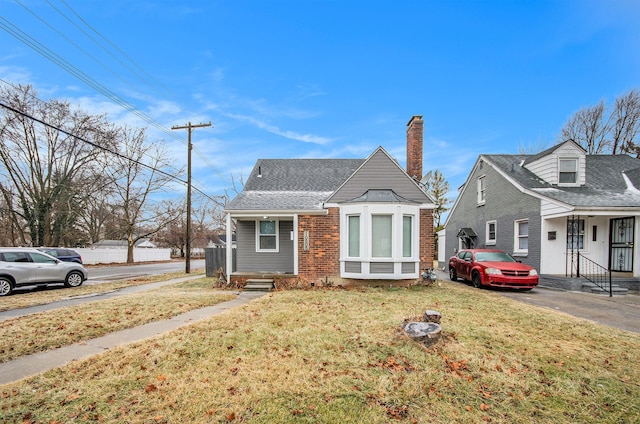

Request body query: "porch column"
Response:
[226, 213, 232, 283]
[293, 214, 299, 275]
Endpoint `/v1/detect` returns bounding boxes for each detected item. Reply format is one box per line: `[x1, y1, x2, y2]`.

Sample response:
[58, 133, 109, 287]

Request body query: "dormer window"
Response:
[559, 158, 578, 184]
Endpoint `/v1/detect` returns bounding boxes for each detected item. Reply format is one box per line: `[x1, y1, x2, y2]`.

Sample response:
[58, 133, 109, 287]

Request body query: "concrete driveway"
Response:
[436, 270, 640, 334]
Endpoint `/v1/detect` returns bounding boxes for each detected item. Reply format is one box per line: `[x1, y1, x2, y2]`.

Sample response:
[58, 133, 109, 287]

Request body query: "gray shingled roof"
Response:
[226, 159, 365, 211]
[485, 154, 640, 208]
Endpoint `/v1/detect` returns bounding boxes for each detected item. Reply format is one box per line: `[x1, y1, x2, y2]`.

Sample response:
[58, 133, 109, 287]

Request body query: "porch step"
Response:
[581, 282, 629, 295]
[244, 279, 275, 292]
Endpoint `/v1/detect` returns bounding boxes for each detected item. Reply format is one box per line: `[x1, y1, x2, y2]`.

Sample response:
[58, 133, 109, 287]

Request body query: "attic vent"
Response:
[258, 166, 262, 178]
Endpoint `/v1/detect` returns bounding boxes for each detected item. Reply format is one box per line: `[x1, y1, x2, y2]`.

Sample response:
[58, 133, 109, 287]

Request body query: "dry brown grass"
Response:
[0, 282, 638, 423]
[0, 278, 234, 362]
[0, 270, 205, 312]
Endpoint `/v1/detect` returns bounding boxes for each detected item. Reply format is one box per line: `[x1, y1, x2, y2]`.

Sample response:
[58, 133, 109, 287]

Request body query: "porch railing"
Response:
[572, 252, 612, 297]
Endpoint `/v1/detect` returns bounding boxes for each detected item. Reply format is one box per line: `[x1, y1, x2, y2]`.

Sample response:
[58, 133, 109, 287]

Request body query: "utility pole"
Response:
[171, 121, 212, 273]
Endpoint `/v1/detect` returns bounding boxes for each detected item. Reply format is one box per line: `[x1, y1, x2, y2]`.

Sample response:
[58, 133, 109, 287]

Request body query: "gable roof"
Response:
[225, 147, 435, 214]
[485, 153, 640, 208]
[225, 158, 364, 213]
[523, 139, 586, 166]
[326, 147, 433, 205]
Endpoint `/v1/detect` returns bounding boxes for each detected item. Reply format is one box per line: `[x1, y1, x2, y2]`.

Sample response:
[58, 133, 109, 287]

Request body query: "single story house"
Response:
[224, 116, 436, 286]
[442, 140, 640, 290]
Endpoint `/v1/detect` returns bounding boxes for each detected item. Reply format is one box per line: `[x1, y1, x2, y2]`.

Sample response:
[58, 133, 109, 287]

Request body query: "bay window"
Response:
[340, 204, 420, 279]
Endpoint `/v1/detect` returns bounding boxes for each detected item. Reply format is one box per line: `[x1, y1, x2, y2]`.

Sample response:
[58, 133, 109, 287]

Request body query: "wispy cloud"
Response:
[225, 113, 332, 145]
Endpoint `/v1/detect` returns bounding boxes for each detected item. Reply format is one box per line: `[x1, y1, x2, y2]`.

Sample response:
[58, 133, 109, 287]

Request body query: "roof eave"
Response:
[225, 209, 329, 217]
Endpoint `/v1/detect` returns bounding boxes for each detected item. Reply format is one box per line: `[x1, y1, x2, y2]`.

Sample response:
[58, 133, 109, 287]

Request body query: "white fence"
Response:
[76, 248, 172, 265]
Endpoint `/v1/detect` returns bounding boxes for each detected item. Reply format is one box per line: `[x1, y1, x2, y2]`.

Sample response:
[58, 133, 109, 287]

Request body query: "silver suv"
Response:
[0, 248, 88, 296]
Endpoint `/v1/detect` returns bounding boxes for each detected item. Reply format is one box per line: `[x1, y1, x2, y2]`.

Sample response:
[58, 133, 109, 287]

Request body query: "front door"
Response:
[610, 217, 634, 272]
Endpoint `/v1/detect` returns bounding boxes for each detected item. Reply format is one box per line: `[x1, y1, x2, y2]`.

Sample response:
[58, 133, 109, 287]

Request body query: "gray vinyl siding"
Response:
[370, 262, 394, 273]
[328, 150, 430, 204]
[236, 219, 294, 273]
[345, 261, 362, 273]
[445, 159, 541, 271]
[401, 262, 416, 273]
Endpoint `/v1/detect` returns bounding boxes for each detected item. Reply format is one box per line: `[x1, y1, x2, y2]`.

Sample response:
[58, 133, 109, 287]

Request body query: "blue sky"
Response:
[1, 0, 639, 204]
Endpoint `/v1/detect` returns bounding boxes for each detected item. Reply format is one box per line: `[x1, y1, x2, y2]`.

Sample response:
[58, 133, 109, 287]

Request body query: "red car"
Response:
[448, 249, 538, 290]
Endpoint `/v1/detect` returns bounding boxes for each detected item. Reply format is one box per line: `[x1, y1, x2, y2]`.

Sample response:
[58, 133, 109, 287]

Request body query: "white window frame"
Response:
[477, 175, 486, 205]
[486, 220, 497, 245]
[255, 219, 279, 252]
[371, 214, 393, 258]
[558, 157, 579, 186]
[514, 219, 529, 255]
[347, 214, 361, 258]
[403, 215, 413, 258]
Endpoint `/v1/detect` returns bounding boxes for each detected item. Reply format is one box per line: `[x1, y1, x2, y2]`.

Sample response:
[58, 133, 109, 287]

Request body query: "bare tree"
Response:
[0, 84, 113, 246]
[518, 138, 549, 154]
[420, 169, 450, 231]
[610, 89, 640, 155]
[561, 100, 610, 154]
[559, 89, 640, 157]
[107, 125, 184, 263]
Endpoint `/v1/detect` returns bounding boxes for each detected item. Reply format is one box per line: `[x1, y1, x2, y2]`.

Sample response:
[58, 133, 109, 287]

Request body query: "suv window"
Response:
[30, 252, 57, 264]
[1, 252, 31, 263]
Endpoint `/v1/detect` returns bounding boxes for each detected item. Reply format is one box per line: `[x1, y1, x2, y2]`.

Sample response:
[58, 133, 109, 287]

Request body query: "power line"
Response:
[0, 16, 181, 144]
[50, 0, 174, 98]
[0, 100, 221, 203]
[0, 6, 232, 188]
[0, 77, 185, 181]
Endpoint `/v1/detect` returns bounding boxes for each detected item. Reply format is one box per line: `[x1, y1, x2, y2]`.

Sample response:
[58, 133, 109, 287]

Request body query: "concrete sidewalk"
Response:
[0, 275, 206, 322]
[0, 281, 266, 385]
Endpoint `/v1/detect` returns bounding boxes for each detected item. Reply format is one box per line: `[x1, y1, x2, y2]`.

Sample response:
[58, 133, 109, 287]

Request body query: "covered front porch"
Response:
[225, 213, 298, 283]
[540, 212, 639, 281]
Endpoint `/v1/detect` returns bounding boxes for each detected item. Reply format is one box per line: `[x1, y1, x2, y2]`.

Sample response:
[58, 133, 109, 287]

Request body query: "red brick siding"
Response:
[420, 209, 435, 270]
[298, 208, 341, 280]
[406, 116, 424, 181]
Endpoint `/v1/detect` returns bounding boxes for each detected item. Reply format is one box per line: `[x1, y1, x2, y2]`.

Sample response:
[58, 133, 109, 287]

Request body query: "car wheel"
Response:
[472, 272, 482, 289]
[64, 271, 84, 288]
[449, 267, 458, 281]
[0, 277, 13, 296]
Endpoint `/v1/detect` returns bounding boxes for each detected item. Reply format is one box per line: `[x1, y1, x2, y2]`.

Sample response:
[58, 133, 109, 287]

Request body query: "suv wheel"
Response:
[0, 277, 14, 296]
[64, 271, 84, 288]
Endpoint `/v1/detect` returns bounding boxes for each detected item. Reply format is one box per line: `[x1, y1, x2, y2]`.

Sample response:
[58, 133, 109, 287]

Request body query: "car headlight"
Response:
[529, 269, 538, 276]
[484, 268, 502, 275]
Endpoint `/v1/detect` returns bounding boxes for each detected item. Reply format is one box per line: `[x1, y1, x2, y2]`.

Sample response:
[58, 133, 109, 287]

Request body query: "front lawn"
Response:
[0, 282, 638, 423]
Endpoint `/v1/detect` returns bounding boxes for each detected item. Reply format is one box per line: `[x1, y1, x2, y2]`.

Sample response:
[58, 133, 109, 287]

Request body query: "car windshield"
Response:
[474, 252, 516, 262]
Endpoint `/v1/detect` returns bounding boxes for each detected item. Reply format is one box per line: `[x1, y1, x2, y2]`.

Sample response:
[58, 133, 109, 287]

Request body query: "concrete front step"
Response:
[581, 282, 629, 295]
[244, 279, 275, 292]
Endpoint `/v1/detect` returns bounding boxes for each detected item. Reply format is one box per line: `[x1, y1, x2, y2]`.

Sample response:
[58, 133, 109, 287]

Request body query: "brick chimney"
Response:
[406, 115, 423, 181]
